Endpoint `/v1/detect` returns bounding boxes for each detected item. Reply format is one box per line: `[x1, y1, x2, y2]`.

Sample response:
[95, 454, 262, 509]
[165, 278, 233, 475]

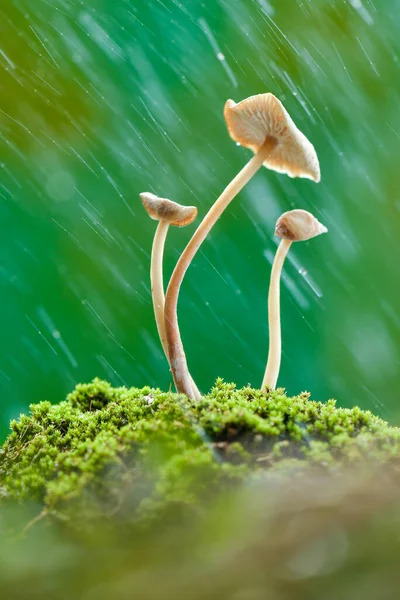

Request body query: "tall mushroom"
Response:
[164, 93, 321, 398]
[261, 209, 327, 391]
[140, 192, 200, 400]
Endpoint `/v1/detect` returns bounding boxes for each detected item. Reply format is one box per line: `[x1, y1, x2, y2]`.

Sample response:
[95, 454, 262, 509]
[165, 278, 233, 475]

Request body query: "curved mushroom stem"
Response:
[261, 238, 292, 391]
[151, 221, 201, 400]
[151, 221, 170, 357]
[165, 137, 278, 398]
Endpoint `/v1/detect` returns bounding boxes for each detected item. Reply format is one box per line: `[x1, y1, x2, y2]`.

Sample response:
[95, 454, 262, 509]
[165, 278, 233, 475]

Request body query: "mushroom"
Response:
[261, 209, 327, 391]
[224, 94, 320, 182]
[140, 192, 200, 399]
[164, 93, 320, 399]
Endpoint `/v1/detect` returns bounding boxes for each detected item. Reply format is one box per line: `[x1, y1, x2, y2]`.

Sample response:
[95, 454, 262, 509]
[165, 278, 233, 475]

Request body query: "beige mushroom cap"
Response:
[224, 93, 320, 182]
[275, 209, 327, 242]
[140, 192, 198, 227]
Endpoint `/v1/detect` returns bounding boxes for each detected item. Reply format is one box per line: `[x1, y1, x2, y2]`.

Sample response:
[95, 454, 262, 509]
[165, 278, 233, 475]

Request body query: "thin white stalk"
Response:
[261, 238, 292, 391]
[151, 221, 170, 358]
[151, 221, 201, 400]
[165, 138, 278, 399]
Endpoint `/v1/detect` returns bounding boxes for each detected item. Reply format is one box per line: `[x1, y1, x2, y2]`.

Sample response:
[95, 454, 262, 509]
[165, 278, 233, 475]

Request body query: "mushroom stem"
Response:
[151, 220, 170, 358]
[151, 221, 201, 400]
[261, 238, 292, 391]
[165, 136, 278, 398]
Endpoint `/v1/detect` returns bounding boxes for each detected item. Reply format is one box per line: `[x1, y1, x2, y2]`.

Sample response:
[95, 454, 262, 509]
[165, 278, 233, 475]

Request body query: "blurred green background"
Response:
[0, 0, 399, 437]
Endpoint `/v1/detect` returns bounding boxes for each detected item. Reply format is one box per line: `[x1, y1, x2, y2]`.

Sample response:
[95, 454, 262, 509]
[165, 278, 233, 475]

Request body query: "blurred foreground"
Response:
[2, 468, 400, 600]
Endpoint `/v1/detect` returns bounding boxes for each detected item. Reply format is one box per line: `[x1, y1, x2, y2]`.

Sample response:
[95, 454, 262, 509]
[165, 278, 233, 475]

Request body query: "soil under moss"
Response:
[1, 378, 400, 529]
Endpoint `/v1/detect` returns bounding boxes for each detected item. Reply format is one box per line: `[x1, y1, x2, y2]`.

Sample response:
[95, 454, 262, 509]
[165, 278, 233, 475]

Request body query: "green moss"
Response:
[1, 378, 399, 527]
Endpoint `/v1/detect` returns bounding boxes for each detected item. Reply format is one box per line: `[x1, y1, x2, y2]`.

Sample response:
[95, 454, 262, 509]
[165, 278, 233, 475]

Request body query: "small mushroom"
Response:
[141, 192, 198, 227]
[140, 192, 200, 399]
[261, 209, 327, 391]
[165, 93, 320, 399]
[224, 94, 320, 182]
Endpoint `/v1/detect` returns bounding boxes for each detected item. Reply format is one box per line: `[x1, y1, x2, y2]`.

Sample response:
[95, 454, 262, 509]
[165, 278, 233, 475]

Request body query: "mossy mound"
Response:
[1, 378, 400, 528]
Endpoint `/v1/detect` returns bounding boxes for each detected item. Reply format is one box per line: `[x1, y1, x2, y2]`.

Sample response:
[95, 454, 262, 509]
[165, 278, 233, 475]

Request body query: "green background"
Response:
[1, 0, 399, 437]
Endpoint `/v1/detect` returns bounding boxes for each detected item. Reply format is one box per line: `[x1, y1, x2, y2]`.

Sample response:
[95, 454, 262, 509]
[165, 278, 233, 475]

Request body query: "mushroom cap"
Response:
[140, 192, 198, 227]
[224, 93, 320, 182]
[275, 209, 327, 242]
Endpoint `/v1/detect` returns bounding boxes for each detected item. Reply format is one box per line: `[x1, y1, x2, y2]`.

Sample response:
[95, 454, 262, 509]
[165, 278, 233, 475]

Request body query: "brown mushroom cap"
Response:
[140, 193, 198, 227]
[275, 209, 327, 242]
[224, 93, 320, 182]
